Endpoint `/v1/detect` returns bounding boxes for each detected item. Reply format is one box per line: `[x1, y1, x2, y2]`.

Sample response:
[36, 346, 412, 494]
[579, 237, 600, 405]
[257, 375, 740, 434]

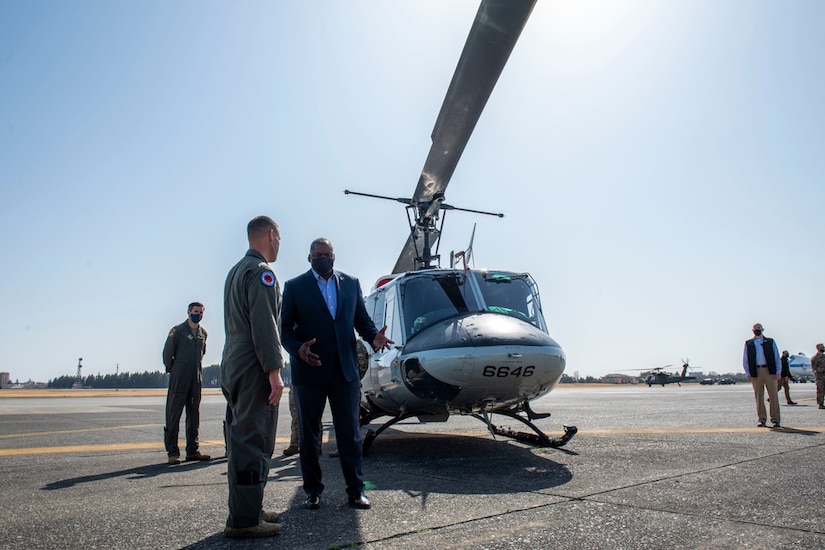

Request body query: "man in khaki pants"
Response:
[742, 323, 782, 428]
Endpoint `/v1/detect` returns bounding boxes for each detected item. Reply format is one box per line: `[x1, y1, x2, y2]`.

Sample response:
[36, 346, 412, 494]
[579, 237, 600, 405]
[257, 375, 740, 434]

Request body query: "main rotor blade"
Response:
[394, 0, 535, 274]
[412, 0, 536, 215]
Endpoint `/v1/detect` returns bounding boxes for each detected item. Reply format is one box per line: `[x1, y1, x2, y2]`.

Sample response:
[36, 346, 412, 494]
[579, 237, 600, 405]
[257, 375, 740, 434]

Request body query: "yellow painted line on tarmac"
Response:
[0, 389, 223, 398]
[0, 439, 225, 457]
[0, 424, 162, 440]
[0, 442, 163, 456]
[2, 427, 824, 458]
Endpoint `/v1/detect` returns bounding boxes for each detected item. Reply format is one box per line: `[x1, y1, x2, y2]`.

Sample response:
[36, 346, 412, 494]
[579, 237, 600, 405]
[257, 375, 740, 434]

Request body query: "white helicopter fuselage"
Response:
[361, 268, 565, 420]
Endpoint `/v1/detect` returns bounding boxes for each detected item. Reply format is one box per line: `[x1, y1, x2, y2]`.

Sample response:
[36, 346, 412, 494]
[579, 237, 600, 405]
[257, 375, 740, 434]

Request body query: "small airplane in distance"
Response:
[639, 359, 696, 387]
[789, 353, 813, 381]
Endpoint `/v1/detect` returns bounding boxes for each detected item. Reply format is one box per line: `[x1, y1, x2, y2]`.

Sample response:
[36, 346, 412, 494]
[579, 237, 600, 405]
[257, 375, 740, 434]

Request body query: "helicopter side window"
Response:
[401, 274, 476, 338]
[367, 290, 386, 328]
[383, 290, 402, 345]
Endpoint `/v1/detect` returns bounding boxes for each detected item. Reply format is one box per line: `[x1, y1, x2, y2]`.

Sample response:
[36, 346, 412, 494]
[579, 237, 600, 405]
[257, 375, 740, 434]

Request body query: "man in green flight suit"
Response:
[162, 301, 210, 465]
[220, 216, 285, 539]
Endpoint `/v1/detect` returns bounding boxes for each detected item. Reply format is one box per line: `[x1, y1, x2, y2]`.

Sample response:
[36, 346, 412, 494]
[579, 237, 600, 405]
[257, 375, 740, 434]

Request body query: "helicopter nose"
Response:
[398, 312, 564, 406]
[463, 313, 560, 348]
[403, 312, 560, 353]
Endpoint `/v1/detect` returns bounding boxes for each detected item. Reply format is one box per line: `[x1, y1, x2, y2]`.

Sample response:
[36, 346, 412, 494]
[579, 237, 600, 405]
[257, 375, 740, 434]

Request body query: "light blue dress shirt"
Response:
[312, 269, 337, 319]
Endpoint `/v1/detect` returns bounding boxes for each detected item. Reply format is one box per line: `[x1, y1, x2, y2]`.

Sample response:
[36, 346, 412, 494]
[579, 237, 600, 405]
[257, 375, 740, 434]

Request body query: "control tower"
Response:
[72, 358, 83, 389]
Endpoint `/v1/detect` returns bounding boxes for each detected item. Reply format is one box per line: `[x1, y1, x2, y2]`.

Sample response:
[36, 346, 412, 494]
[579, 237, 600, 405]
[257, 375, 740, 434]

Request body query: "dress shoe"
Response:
[282, 445, 299, 456]
[185, 452, 211, 461]
[347, 492, 371, 510]
[772, 422, 781, 428]
[168, 455, 181, 465]
[224, 521, 281, 538]
[757, 421, 767, 427]
[261, 510, 282, 523]
[303, 494, 321, 510]
[787, 401, 797, 405]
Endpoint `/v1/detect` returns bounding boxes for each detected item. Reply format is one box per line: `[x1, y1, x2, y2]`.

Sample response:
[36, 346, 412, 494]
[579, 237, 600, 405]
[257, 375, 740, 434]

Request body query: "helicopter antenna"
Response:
[464, 223, 476, 267]
[450, 223, 476, 270]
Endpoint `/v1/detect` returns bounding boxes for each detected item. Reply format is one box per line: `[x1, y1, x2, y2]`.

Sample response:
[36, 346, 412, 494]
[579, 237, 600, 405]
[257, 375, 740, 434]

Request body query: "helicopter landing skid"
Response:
[471, 410, 577, 448]
[361, 412, 418, 455]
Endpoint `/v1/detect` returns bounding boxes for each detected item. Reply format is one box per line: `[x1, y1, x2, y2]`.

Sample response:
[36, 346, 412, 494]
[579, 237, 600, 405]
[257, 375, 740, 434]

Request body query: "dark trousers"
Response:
[164, 381, 201, 456]
[778, 376, 794, 403]
[294, 379, 364, 498]
[222, 368, 278, 528]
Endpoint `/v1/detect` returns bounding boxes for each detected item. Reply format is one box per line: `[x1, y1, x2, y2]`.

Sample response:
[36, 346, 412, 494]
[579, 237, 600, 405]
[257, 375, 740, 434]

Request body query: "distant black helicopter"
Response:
[345, 0, 576, 453]
[639, 359, 696, 387]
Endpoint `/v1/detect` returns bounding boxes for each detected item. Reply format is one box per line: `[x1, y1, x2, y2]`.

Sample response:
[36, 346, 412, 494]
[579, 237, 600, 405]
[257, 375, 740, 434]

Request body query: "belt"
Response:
[757, 365, 767, 367]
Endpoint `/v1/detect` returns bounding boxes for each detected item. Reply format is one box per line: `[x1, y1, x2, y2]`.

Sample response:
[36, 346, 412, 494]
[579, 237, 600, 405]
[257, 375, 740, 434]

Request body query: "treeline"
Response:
[559, 374, 602, 383]
[47, 365, 223, 389]
[47, 365, 585, 388]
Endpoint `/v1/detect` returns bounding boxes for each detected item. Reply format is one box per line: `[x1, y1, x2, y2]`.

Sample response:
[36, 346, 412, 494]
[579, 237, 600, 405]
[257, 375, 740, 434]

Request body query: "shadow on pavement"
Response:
[361, 430, 573, 494]
[773, 426, 822, 436]
[41, 457, 227, 490]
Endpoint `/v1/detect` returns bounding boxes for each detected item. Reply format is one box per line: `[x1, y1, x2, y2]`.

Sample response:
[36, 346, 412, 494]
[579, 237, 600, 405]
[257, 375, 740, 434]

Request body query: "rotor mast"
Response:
[344, 189, 502, 270]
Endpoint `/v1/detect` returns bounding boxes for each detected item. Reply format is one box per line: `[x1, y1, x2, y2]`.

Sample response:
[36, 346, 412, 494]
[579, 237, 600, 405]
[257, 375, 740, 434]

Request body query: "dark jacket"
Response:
[281, 269, 378, 385]
[780, 355, 792, 378]
[744, 337, 779, 377]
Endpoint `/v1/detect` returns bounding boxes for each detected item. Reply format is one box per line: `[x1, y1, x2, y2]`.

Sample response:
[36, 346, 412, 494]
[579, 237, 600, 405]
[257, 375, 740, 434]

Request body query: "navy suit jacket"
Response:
[281, 269, 378, 385]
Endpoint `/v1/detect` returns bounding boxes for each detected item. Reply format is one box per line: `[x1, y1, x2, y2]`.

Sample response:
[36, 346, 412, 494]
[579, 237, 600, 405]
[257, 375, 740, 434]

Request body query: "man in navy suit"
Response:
[281, 238, 392, 510]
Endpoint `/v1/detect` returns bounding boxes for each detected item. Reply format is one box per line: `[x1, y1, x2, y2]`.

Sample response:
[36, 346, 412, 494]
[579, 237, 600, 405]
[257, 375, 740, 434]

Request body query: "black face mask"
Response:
[753, 329, 763, 337]
[311, 257, 334, 276]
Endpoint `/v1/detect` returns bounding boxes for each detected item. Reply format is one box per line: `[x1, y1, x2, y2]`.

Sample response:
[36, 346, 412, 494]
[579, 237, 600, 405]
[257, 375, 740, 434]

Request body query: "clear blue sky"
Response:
[2, 1, 823, 383]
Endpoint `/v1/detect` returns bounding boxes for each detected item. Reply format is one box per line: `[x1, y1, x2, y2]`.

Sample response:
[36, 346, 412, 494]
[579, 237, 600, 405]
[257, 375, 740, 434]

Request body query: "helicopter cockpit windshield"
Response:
[401, 273, 478, 339]
[472, 271, 546, 332]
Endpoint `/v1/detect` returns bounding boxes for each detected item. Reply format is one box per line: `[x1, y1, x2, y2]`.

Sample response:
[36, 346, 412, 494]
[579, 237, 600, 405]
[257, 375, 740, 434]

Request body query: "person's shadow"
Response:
[41, 456, 227, 490]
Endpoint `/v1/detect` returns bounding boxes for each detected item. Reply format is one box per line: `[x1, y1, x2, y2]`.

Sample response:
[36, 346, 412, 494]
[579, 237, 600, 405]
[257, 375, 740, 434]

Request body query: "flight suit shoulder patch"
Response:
[260, 271, 276, 287]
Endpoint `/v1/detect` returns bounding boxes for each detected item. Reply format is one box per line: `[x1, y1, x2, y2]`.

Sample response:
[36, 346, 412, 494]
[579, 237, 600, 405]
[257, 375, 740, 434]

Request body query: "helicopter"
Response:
[345, 0, 576, 453]
[640, 359, 696, 387]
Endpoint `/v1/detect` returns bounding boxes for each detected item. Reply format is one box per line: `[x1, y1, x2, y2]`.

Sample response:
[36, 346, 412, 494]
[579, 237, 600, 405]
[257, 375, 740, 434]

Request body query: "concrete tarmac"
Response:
[0, 383, 823, 549]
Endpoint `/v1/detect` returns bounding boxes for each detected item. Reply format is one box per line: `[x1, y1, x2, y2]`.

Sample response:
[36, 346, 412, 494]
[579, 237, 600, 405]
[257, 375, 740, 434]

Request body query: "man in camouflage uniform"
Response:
[356, 338, 370, 380]
[220, 216, 285, 539]
[282, 379, 301, 457]
[162, 301, 210, 464]
[812, 343, 825, 409]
